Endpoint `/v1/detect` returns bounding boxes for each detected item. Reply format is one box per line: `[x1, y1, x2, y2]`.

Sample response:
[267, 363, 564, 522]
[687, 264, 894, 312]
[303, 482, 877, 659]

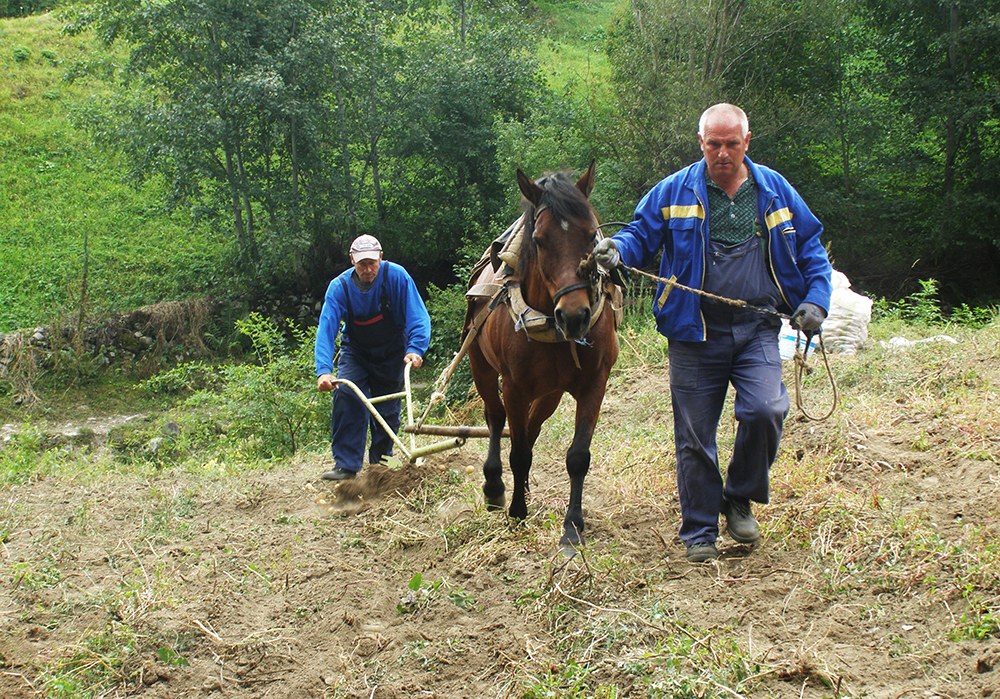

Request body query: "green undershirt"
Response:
[706, 169, 763, 245]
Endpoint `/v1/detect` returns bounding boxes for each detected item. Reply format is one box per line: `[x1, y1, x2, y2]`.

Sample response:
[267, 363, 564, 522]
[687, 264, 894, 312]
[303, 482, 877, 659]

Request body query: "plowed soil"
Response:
[2, 344, 999, 698]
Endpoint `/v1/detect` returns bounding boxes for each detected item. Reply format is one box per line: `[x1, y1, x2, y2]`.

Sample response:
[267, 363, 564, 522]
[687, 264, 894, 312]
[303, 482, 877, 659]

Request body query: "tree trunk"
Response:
[371, 136, 385, 223]
[942, 2, 961, 196]
[335, 86, 357, 240]
[459, 0, 467, 45]
[629, 0, 656, 74]
[209, 20, 258, 268]
[233, 145, 260, 266]
[705, 0, 747, 81]
[223, 145, 251, 263]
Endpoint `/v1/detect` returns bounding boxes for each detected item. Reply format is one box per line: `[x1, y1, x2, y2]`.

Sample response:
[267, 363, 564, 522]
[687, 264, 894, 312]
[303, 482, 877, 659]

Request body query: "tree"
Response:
[865, 0, 1000, 251]
[601, 0, 838, 200]
[68, 0, 337, 279]
[299, 0, 540, 288]
[68, 0, 541, 295]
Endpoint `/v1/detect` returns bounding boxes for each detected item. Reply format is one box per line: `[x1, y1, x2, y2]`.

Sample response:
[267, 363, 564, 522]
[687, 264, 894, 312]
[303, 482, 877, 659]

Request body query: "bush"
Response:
[425, 283, 474, 404]
[182, 313, 325, 458]
[12, 47, 30, 63]
[141, 361, 222, 395]
[424, 282, 466, 365]
[872, 278, 996, 329]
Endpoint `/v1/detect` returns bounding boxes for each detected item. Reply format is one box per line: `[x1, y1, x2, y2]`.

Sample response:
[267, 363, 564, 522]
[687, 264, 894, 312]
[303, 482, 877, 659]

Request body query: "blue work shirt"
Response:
[314, 261, 431, 377]
[611, 156, 832, 342]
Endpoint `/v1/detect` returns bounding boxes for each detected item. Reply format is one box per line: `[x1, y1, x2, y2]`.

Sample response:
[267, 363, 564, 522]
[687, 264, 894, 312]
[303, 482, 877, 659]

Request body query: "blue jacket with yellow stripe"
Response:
[612, 156, 832, 342]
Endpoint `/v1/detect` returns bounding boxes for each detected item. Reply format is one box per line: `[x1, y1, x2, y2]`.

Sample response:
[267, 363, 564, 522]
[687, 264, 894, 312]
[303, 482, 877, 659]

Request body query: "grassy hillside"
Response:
[535, 0, 616, 98]
[0, 4, 622, 336]
[0, 12, 224, 333]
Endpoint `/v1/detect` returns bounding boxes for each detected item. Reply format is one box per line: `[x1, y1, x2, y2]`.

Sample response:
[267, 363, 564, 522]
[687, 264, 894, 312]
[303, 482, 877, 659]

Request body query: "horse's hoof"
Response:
[560, 523, 584, 550]
[508, 504, 527, 520]
[485, 495, 506, 511]
[558, 540, 581, 557]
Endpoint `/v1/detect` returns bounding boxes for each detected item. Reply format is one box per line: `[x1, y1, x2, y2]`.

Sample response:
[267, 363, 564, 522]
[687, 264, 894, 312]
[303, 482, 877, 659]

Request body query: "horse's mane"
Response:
[517, 171, 594, 278]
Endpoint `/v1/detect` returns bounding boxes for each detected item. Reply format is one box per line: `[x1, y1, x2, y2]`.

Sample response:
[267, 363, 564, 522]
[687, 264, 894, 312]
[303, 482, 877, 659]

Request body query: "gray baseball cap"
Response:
[349, 235, 382, 262]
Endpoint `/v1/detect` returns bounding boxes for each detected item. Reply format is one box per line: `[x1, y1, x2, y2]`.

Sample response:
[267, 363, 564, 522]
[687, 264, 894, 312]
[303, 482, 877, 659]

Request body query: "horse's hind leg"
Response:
[469, 349, 506, 510]
[482, 404, 507, 511]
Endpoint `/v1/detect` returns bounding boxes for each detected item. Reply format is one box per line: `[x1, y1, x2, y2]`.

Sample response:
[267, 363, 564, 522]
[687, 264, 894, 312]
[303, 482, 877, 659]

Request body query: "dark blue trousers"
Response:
[331, 349, 404, 472]
[668, 312, 789, 546]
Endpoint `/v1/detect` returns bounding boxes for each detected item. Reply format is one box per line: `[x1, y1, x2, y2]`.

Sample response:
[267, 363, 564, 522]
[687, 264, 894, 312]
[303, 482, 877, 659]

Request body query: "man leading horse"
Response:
[595, 103, 832, 562]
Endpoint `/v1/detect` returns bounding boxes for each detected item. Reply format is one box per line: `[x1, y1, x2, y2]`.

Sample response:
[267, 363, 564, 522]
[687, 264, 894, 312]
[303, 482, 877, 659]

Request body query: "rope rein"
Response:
[622, 263, 791, 321]
[793, 333, 838, 421]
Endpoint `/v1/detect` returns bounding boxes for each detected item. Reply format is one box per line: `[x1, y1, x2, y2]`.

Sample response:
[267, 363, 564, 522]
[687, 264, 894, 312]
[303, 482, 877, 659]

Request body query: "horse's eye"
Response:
[532, 235, 545, 249]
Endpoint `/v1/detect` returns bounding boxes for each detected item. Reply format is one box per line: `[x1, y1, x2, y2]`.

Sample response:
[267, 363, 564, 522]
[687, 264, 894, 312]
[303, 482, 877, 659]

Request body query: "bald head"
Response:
[699, 103, 749, 138]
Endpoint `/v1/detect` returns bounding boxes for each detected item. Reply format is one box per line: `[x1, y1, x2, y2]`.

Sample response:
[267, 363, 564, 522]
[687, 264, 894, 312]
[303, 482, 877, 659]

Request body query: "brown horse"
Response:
[464, 162, 620, 548]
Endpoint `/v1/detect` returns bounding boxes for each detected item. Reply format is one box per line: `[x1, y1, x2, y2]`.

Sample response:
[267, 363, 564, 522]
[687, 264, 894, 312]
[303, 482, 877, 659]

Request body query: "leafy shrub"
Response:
[60, 57, 117, 84]
[425, 282, 466, 364]
[873, 278, 942, 325]
[950, 303, 997, 329]
[141, 360, 221, 395]
[424, 282, 473, 404]
[902, 279, 945, 325]
[106, 416, 191, 466]
[872, 278, 995, 328]
[177, 314, 325, 458]
[0, 427, 59, 485]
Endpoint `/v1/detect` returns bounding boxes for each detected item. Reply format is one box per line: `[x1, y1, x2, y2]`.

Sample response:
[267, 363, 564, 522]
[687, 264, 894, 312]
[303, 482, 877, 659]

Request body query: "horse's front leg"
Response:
[562, 431, 593, 547]
[562, 388, 607, 548]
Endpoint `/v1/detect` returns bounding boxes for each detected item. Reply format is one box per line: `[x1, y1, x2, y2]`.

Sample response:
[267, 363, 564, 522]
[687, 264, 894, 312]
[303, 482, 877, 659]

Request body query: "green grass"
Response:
[535, 0, 617, 97]
[0, 12, 225, 333]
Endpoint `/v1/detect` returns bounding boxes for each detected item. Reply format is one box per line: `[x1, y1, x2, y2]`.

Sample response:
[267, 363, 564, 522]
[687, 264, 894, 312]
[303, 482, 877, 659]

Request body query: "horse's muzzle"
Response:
[555, 303, 592, 341]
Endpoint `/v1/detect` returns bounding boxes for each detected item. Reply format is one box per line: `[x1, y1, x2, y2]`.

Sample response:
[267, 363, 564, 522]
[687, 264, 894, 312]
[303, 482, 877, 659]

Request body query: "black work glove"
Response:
[593, 238, 621, 270]
[790, 302, 826, 334]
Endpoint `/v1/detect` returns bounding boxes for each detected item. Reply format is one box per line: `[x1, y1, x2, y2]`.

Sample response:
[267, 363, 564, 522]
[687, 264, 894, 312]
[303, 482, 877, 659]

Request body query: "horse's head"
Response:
[515, 160, 598, 342]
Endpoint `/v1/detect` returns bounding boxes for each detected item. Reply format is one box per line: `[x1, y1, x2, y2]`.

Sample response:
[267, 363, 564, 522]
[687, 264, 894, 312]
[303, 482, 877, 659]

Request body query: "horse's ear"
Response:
[576, 159, 596, 199]
[517, 168, 544, 207]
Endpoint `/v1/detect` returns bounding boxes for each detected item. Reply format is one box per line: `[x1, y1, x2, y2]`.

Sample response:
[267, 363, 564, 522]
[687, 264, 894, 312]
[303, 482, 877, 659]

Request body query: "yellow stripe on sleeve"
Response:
[765, 207, 793, 229]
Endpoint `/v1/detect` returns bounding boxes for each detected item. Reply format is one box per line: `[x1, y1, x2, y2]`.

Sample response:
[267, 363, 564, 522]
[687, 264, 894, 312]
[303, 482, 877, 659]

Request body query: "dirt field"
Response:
[2, 335, 999, 698]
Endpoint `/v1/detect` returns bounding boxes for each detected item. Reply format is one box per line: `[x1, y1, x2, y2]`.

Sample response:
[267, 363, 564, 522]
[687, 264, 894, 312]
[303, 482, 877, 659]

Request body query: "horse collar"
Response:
[503, 277, 611, 345]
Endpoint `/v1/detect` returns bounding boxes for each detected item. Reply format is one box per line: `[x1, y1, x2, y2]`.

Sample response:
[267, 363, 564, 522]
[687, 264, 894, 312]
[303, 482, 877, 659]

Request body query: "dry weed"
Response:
[0, 332, 40, 405]
[129, 298, 213, 353]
